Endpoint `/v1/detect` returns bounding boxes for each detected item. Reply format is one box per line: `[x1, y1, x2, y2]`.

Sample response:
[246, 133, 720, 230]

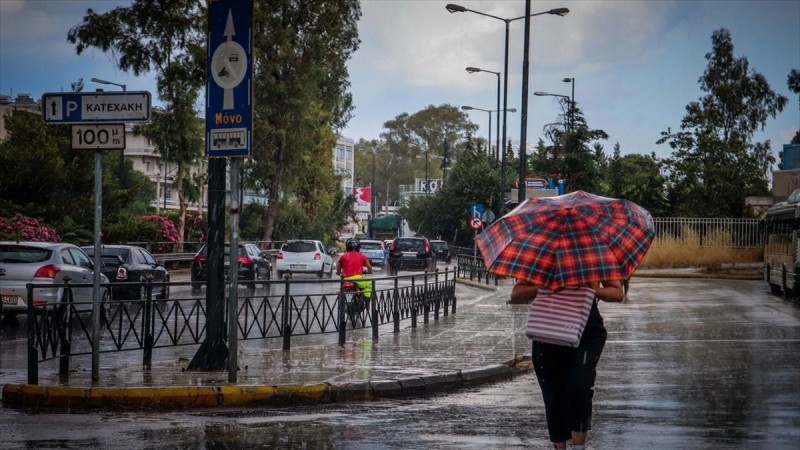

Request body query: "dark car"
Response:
[191, 243, 271, 289]
[386, 237, 435, 275]
[429, 240, 451, 263]
[81, 245, 169, 301]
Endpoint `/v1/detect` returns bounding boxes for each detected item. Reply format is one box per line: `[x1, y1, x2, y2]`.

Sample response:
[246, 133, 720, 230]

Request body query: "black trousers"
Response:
[532, 302, 607, 443]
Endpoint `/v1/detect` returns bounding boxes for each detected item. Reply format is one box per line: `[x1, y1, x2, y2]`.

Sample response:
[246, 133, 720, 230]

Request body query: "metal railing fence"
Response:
[24, 269, 456, 385]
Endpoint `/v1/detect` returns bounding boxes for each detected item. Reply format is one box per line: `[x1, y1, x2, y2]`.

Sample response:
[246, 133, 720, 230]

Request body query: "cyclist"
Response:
[337, 238, 373, 301]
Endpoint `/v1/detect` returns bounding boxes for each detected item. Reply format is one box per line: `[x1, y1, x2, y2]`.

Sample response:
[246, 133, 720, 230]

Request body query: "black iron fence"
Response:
[24, 269, 456, 385]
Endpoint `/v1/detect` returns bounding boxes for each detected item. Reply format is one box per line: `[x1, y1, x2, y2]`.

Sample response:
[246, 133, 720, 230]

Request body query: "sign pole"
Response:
[91, 149, 102, 384]
[228, 158, 240, 382]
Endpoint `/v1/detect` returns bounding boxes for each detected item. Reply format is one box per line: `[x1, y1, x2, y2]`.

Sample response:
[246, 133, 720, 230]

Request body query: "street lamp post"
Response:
[371, 149, 376, 218]
[461, 106, 517, 160]
[466, 67, 501, 162]
[562, 77, 575, 132]
[446, 3, 569, 205]
[534, 91, 571, 131]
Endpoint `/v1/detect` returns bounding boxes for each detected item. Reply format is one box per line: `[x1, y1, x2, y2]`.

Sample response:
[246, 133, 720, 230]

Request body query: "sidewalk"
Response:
[3, 278, 533, 410]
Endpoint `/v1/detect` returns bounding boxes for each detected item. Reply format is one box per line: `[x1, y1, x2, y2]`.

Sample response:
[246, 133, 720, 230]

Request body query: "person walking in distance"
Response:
[337, 238, 373, 300]
[511, 279, 624, 450]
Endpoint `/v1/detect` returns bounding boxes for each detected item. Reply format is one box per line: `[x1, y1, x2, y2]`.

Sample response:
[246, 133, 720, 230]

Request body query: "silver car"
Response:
[275, 240, 334, 278]
[0, 241, 110, 319]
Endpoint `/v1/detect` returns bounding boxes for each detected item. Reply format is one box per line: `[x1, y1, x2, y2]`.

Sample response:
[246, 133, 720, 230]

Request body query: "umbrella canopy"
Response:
[475, 191, 655, 290]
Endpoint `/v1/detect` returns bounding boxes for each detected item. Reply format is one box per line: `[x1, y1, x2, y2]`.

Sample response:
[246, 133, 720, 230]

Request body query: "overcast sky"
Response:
[1, 0, 798, 162]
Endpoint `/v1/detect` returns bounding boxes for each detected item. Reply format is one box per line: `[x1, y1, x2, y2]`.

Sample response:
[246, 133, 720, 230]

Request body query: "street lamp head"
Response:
[549, 8, 570, 16]
[445, 3, 466, 13]
[461, 105, 475, 111]
[562, 77, 574, 83]
[90, 77, 126, 91]
[507, 108, 517, 113]
[465, 66, 481, 74]
[533, 91, 548, 96]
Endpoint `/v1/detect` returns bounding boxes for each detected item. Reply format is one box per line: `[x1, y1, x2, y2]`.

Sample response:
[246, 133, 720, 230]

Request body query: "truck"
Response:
[368, 214, 403, 241]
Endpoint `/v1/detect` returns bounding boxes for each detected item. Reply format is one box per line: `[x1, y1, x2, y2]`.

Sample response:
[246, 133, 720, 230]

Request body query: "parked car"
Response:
[191, 243, 272, 289]
[0, 241, 111, 320]
[386, 237, 435, 275]
[275, 240, 334, 278]
[359, 239, 388, 268]
[81, 245, 170, 300]
[429, 240, 451, 263]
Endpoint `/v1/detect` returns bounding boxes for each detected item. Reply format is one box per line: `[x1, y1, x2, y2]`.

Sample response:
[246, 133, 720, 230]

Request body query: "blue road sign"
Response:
[42, 91, 151, 124]
[470, 203, 484, 219]
[206, 0, 253, 158]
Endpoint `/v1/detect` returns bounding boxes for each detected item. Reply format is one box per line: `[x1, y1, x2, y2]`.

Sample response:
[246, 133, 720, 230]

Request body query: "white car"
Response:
[275, 240, 334, 278]
[0, 241, 111, 320]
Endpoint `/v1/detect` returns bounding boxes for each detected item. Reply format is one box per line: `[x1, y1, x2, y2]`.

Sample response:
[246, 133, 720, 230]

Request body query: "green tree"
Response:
[245, 0, 361, 243]
[531, 103, 608, 193]
[0, 109, 155, 242]
[789, 69, 800, 144]
[67, 0, 207, 247]
[379, 105, 478, 184]
[606, 145, 670, 216]
[402, 136, 500, 245]
[658, 29, 787, 217]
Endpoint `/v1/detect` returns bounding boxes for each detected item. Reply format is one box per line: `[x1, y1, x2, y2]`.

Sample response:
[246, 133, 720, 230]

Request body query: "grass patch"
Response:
[642, 227, 762, 266]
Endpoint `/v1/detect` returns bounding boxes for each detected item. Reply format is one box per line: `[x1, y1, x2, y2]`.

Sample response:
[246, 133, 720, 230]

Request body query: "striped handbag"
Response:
[526, 287, 596, 348]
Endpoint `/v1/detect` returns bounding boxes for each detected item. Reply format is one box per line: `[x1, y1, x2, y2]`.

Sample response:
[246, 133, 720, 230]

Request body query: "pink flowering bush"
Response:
[142, 215, 180, 252]
[0, 214, 61, 242]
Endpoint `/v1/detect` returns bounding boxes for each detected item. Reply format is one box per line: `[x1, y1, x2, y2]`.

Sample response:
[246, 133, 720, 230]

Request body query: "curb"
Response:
[1, 356, 532, 412]
[455, 278, 499, 291]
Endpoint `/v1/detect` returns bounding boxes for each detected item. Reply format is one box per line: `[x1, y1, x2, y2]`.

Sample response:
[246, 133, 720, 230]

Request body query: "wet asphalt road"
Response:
[1, 277, 799, 449]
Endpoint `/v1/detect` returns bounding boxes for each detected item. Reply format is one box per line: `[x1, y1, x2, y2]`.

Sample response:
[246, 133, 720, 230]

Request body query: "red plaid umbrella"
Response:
[475, 191, 655, 290]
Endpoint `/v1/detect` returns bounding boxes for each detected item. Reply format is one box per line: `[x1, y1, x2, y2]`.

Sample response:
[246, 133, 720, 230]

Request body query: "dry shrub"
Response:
[642, 226, 762, 266]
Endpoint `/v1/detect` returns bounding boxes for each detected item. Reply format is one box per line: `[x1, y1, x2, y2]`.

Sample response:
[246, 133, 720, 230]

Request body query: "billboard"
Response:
[354, 186, 371, 213]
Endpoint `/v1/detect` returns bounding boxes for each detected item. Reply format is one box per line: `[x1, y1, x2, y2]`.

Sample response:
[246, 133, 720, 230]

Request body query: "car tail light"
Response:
[33, 264, 60, 279]
[276, 252, 284, 259]
[238, 256, 252, 265]
[193, 254, 207, 263]
[424, 241, 430, 252]
[116, 267, 128, 281]
[314, 253, 321, 260]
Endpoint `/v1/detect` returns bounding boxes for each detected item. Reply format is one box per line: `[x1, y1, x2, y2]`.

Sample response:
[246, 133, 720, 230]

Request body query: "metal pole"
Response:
[518, 0, 532, 205]
[228, 158, 240, 382]
[425, 149, 429, 195]
[91, 149, 102, 384]
[501, 21, 510, 202]
[487, 111, 492, 158]
[495, 73, 501, 164]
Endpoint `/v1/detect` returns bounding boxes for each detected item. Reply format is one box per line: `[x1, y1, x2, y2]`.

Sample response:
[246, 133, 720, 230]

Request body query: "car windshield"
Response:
[283, 241, 317, 253]
[0, 246, 52, 263]
[431, 242, 447, 250]
[360, 242, 382, 250]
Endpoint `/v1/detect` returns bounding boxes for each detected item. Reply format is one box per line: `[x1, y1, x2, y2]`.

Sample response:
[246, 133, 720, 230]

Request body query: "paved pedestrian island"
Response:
[2, 278, 533, 410]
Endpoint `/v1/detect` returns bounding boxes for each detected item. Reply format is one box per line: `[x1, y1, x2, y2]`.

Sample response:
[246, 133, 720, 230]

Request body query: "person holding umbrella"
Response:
[511, 279, 624, 449]
[475, 191, 655, 449]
